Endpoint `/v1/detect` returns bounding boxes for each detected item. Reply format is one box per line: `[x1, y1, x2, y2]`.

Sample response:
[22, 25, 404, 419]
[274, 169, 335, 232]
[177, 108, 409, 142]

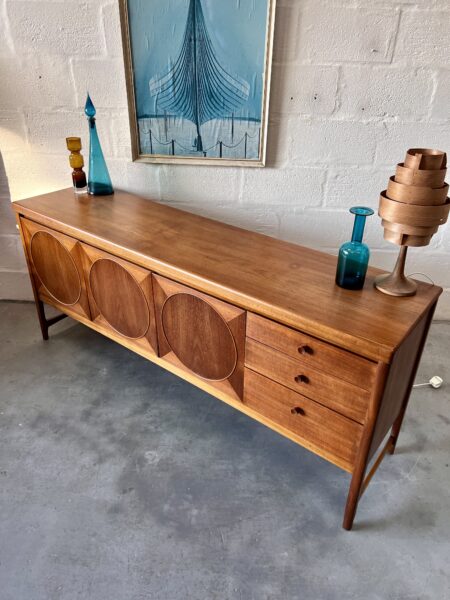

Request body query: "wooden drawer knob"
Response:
[294, 374, 309, 384]
[298, 345, 313, 355]
[291, 406, 305, 416]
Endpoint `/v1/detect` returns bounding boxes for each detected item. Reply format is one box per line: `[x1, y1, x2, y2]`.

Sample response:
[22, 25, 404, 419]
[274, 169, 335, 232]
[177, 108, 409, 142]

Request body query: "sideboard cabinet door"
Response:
[153, 274, 246, 401]
[20, 218, 91, 320]
[81, 244, 158, 356]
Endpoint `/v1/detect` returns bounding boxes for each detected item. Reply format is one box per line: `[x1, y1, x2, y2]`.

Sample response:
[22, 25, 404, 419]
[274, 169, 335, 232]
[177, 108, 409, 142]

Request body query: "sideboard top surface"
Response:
[13, 188, 441, 363]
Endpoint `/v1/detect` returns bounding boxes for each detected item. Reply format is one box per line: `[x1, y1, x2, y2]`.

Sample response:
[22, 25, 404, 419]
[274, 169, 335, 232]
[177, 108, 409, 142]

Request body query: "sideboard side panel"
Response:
[368, 304, 435, 460]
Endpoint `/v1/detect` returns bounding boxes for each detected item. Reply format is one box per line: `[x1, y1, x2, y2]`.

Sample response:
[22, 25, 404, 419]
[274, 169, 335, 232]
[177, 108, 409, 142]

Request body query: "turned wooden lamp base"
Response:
[374, 245, 418, 297]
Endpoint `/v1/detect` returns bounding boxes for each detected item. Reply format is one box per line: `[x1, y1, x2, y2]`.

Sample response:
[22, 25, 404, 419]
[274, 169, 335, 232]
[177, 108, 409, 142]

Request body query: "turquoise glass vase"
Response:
[335, 207, 374, 290]
[85, 94, 114, 196]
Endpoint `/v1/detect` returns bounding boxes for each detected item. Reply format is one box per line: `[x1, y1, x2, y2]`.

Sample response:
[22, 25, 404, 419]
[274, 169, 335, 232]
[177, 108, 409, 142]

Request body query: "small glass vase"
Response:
[85, 94, 114, 196]
[335, 206, 374, 290]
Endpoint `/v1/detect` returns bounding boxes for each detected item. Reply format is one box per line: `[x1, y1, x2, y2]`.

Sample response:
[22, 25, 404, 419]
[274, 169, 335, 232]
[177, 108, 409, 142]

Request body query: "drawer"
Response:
[247, 313, 376, 390]
[244, 370, 362, 471]
[245, 339, 369, 423]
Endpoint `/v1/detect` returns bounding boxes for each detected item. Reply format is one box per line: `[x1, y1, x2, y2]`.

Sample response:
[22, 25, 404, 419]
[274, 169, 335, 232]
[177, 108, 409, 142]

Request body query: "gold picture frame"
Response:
[119, 0, 276, 167]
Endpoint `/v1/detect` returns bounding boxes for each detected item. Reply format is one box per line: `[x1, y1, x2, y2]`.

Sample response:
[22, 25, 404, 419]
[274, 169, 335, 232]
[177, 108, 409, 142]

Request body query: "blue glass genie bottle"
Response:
[84, 94, 114, 195]
[335, 207, 374, 290]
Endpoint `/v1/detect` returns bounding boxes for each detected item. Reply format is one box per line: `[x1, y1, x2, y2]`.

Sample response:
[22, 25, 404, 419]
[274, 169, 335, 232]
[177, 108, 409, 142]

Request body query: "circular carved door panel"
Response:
[89, 259, 149, 339]
[161, 293, 237, 381]
[30, 231, 81, 305]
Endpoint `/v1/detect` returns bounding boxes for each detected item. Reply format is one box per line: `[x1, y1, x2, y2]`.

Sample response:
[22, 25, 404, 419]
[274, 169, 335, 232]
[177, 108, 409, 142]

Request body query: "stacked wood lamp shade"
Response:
[375, 148, 450, 296]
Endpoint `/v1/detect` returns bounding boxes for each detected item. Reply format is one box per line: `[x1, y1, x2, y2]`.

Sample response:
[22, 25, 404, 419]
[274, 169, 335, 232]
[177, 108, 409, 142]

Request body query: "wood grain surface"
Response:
[153, 274, 246, 400]
[244, 369, 362, 471]
[245, 338, 370, 423]
[80, 241, 158, 355]
[395, 163, 447, 188]
[247, 312, 376, 390]
[30, 230, 81, 305]
[89, 258, 150, 339]
[386, 177, 448, 205]
[21, 217, 91, 320]
[162, 292, 237, 381]
[13, 188, 442, 363]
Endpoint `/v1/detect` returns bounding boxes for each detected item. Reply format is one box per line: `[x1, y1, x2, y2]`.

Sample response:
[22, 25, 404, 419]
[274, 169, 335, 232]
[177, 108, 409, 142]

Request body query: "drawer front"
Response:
[245, 339, 369, 423]
[247, 313, 376, 390]
[244, 370, 362, 471]
[153, 274, 246, 402]
[81, 243, 158, 356]
[20, 218, 91, 321]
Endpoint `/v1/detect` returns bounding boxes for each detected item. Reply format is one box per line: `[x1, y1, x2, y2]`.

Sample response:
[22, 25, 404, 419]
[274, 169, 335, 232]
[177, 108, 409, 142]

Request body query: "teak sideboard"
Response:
[13, 189, 441, 530]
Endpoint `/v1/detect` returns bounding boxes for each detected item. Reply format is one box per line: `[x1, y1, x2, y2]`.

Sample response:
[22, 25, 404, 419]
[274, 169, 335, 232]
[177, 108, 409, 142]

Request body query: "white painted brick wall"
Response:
[1, 0, 449, 318]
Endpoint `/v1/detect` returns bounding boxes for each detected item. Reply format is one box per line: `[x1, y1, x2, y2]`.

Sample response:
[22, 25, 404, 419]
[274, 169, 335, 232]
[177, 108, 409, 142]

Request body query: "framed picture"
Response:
[119, 0, 276, 167]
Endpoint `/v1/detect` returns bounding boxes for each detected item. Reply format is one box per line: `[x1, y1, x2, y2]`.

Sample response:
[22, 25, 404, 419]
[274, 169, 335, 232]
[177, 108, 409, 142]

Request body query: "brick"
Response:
[325, 166, 393, 208]
[0, 53, 76, 109]
[104, 111, 132, 158]
[192, 204, 279, 238]
[117, 160, 156, 198]
[71, 58, 128, 109]
[6, 1, 105, 56]
[395, 11, 450, 67]
[277, 208, 389, 250]
[26, 110, 115, 158]
[0, 0, 14, 54]
[272, 4, 301, 63]
[241, 167, 324, 208]
[160, 166, 241, 208]
[265, 117, 292, 168]
[432, 70, 450, 120]
[339, 66, 433, 119]
[271, 65, 339, 116]
[0, 185, 16, 235]
[375, 122, 450, 167]
[0, 111, 28, 152]
[3, 151, 71, 201]
[102, 3, 122, 58]
[4, 150, 125, 201]
[298, 6, 399, 63]
[366, 0, 442, 6]
[290, 120, 379, 166]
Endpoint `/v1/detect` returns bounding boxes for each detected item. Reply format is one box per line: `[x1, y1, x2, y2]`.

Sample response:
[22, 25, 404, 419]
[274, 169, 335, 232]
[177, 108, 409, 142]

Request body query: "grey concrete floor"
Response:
[0, 301, 449, 600]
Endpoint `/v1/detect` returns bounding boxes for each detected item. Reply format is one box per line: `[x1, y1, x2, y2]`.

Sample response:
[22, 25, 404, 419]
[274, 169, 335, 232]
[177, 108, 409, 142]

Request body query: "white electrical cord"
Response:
[413, 376, 443, 389]
[405, 273, 441, 390]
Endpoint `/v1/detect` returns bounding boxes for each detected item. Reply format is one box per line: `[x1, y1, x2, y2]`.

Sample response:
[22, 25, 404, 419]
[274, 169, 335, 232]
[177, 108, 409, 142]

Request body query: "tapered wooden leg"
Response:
[36, 300, 49, 340]
[387, 426, 402, 455]
[15, 213, 67, 341]
[343, 362, 390, 530]
[388, 302, 437, 456]
[35, 299, 67, 341]
[343, 467, 366, 531]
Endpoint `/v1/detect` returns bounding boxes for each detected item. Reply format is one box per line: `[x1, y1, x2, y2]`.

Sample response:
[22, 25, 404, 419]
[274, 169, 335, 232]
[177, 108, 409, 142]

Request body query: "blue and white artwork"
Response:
[123, 0, 275, 165]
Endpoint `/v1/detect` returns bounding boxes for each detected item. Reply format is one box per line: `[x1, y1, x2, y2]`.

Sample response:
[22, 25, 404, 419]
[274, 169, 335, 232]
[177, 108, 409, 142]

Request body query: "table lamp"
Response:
[375, 148, 449, 296]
